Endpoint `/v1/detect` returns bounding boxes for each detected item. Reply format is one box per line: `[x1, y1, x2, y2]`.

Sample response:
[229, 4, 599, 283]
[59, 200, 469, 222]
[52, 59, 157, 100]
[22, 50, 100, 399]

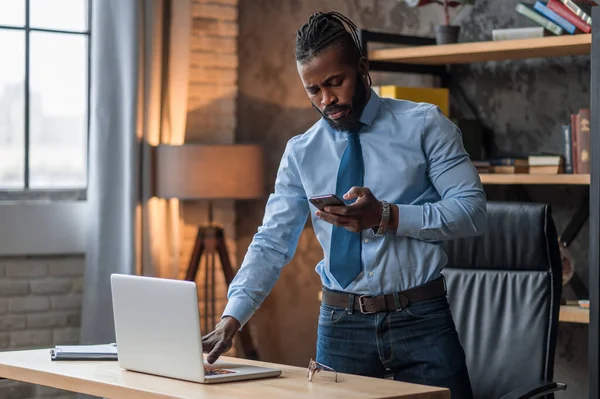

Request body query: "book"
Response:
[561, 123, 574, 173]
[567, 109, 591, 175]
[575, 108, 591, 174]
[50, 343, 118, 361]
[529, 165, 565, 174]
[489, 157, 529, 167]
[534, 1, 578, 33]
[547, 0, 591, 33]
[528, 155, 565, 174]
[492, 27, 549, 40]
[571, 113, 579, 173]
[559, 0, 594, 25]
[490, 165, 529, 174]
[516, 2, 565, 35]
[528, 154, 564, 166]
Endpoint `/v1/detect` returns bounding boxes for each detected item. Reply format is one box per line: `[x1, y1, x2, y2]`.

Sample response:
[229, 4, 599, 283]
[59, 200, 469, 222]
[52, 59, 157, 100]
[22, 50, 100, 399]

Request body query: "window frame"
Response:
[0, 202, 87, 255]
[0, 0, 92, 198]
[0, 0, 92, 256]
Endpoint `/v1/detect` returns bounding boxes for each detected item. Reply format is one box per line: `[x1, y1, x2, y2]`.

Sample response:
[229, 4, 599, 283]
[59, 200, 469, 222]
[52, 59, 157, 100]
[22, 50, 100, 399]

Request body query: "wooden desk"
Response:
[0, 349, 449, 399]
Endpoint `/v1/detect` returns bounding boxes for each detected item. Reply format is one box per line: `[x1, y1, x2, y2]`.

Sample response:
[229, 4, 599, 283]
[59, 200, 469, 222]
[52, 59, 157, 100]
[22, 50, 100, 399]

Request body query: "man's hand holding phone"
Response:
[311, 187, 396, 233]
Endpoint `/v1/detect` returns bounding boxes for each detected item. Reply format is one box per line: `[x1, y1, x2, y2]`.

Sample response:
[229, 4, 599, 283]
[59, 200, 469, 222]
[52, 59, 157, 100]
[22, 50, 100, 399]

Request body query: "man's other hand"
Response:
[202, 316, 240, 364]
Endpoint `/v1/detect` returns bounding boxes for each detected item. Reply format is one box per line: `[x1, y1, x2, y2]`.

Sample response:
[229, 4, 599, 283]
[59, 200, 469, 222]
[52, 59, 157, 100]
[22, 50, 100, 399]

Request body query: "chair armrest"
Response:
[500, 381, 566, 399]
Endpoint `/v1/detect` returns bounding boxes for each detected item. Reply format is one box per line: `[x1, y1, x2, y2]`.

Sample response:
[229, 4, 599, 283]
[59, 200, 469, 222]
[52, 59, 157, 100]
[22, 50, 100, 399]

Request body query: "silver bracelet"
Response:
[374, 200, 390, 236]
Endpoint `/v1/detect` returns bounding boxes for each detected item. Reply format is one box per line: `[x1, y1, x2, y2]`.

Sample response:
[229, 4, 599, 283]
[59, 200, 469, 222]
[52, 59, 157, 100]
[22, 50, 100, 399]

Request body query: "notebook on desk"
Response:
[110, 273, 282, 384]
[50, 343, 118, 361]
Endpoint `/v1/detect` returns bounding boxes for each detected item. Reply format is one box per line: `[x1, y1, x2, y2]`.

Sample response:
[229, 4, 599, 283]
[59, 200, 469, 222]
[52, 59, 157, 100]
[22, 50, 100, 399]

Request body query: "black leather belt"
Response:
[320, 277, 447, 314]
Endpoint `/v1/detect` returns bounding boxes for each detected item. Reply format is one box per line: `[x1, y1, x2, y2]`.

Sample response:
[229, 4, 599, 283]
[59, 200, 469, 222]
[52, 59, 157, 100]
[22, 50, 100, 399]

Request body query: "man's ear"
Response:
[358, 56, 369, 76]
[358, 57, 371, 86]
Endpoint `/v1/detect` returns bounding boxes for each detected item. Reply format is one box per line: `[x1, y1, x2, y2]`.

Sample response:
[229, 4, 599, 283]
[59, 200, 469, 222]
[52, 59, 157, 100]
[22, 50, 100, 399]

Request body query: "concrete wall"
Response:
[236, 0, 589, 397]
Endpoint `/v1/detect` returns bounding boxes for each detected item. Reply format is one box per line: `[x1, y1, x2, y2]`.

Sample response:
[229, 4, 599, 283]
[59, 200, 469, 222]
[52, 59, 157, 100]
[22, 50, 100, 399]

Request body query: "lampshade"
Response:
[154, 144, 264, 200]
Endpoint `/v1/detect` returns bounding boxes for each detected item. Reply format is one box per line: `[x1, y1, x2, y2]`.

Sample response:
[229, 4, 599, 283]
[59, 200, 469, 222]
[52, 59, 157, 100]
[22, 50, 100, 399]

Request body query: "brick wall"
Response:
[182, 0, 240, 355]
[187, 0, 238, 142]
[0, 256, 84, 399]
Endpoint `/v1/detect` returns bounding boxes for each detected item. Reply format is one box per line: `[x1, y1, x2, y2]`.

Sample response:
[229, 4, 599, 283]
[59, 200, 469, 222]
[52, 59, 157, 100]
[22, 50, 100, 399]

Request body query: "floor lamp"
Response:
[155, 144, 264, 360]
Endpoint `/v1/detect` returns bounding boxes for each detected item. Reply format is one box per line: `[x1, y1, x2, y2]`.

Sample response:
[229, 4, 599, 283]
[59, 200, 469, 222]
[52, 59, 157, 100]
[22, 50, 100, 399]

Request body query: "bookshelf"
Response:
[479, 173, 590, 185]
[368, 34, 591, 64]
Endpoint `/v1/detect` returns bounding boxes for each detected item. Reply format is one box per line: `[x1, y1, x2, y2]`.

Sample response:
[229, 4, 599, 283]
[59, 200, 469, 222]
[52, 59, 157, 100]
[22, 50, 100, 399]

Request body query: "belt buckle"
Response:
[396, 292, 410, 311]
[358, 295, 376, 314]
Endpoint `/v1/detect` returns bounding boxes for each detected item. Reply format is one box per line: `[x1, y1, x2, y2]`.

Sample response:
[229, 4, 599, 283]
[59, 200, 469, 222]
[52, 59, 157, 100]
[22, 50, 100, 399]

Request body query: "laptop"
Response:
[110, 273, 282, 383]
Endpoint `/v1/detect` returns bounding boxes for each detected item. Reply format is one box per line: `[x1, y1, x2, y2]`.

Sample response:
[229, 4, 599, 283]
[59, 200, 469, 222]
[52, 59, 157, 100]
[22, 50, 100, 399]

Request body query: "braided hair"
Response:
[296, 12, 368, 82]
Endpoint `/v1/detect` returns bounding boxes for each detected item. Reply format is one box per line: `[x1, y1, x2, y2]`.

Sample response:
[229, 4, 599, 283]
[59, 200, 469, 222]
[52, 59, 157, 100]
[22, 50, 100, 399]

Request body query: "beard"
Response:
[313, 71, 368, 134]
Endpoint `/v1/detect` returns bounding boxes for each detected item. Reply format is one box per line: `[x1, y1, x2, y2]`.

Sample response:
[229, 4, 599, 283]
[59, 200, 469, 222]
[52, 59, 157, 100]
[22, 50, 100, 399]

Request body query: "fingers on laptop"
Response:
[207, 340, 230, 364]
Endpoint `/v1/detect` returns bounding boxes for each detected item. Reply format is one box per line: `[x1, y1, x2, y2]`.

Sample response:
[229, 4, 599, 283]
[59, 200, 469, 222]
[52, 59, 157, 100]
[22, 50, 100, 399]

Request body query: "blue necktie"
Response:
[329, 132, 363, 288]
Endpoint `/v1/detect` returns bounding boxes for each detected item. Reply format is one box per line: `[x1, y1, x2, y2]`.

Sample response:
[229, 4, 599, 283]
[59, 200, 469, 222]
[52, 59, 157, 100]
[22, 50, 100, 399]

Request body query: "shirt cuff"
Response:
[395, 204, 423, 236]
[221, 296, 258, 330]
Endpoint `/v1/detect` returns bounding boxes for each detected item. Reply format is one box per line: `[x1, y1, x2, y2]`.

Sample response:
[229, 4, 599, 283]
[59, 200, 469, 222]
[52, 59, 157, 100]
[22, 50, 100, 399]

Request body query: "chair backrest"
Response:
[442, 201, 562, 399]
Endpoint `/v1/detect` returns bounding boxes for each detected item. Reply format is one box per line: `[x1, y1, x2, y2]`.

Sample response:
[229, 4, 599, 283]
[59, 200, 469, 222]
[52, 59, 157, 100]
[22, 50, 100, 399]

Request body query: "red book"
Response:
[547, 0, 592, 33]
[576, 108, 591, 174]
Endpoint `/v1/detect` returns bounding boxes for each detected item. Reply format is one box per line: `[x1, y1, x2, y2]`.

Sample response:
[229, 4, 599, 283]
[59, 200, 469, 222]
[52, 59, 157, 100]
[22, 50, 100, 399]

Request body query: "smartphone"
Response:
[309, 194, 345, 211]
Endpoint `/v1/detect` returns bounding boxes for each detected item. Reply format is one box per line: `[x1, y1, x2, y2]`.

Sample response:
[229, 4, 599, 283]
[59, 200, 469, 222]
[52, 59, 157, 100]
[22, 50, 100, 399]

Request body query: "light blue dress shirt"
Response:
[223, 89, 487, 327]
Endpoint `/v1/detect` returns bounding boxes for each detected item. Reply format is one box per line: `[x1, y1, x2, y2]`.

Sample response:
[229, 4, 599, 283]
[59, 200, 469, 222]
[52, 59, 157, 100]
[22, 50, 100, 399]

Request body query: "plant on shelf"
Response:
[400, 0, 475, 44]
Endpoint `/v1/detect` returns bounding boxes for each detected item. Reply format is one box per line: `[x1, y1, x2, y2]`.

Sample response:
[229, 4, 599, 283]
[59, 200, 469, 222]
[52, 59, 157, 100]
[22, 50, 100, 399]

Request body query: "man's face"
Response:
[297, 45, 368, 133]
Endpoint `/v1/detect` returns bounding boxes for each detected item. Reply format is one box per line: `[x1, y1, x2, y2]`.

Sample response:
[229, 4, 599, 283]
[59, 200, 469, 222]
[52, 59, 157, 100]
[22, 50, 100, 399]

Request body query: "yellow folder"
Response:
[376, 86, 450, 117]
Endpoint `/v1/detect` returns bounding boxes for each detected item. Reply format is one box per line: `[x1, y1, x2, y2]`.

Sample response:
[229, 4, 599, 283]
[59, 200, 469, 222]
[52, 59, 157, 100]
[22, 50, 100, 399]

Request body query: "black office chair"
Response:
[442, 202, 567, 399]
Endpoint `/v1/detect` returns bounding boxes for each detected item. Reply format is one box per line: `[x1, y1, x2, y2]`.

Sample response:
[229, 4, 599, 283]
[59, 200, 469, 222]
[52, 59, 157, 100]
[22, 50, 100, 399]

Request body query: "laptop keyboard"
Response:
[205, 367, 236, 376]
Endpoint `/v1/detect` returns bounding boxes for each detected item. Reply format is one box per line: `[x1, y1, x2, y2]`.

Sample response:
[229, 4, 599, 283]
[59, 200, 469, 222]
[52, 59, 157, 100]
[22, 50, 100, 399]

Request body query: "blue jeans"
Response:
[316, 294, 474, 399]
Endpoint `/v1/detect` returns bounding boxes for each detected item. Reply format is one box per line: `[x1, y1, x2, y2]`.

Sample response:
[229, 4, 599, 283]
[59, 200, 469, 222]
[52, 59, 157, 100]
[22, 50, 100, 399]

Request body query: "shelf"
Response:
[368, 34, 592, 65]
[560, 305, 589, 324]
[479, 173, 590, 185]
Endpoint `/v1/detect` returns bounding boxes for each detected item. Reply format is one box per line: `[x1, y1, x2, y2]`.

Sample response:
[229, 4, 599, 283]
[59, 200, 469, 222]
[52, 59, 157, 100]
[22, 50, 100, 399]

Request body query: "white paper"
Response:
[54, 343, 117, 355]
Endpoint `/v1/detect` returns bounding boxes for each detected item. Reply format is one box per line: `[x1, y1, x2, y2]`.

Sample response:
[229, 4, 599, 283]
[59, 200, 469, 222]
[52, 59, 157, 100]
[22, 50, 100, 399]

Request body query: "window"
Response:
[0, 0, 90, 199]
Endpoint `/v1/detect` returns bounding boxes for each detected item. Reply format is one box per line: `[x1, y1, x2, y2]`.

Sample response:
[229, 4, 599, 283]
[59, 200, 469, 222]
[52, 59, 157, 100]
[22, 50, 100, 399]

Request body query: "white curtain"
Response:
[81, 0, 191, 347]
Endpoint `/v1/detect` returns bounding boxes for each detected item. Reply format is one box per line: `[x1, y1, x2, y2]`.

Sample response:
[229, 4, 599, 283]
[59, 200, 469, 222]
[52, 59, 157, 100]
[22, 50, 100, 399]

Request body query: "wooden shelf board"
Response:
[479, 173, 590, 185]
[369, 34, 592, 65]
[560, 305, 589, 324]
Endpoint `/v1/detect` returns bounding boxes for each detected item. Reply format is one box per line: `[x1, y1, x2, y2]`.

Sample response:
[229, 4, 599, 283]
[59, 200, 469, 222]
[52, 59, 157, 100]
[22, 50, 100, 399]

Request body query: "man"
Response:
[202, 11, 486, 399]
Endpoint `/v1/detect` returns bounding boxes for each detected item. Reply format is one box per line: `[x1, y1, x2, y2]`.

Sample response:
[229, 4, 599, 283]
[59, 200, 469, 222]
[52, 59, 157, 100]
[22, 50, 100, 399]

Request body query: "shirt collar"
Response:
[359, 88, 381, 127]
